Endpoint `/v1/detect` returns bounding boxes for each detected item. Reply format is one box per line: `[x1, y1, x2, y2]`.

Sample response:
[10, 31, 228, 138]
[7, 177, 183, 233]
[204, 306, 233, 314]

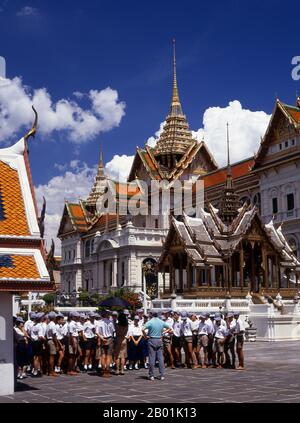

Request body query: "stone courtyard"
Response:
[1, 341, 300, 403]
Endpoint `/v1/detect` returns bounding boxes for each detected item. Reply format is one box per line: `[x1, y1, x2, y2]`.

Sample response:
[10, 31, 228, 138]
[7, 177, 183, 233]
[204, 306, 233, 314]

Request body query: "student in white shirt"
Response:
[234, 312, 245, 370]
[190, 313, 200, 366]
[224, 312, 236, 369]
[171, 311, 182, 367]
[30, 312, 45, 376]
[46, 311, 58, 377]
[213, 317, 228, 368]
[82, 314, 96, 371]
[204, 312, 215, 366]
[127, 316, 145, 370]
[55, 313, 66, 374]
[14, 317, 29, 379]
[180, 311, 198, 369]
[161, 314, 175, 369]
[96, 310, 115, 378]
[197, 314, 210, 368]
[67, 311, 80, 376]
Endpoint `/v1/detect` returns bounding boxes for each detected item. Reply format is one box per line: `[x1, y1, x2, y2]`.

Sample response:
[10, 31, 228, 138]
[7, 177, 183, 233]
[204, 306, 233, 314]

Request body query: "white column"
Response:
[98, 261, 104, 292]
[0, 293, 14, 396]
[124, 259, 128, 286]
[112, 258, 118, 288]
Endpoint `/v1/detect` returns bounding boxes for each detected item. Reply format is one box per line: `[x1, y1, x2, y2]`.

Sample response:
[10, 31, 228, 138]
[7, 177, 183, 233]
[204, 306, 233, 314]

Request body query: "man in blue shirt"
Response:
[142, 311, 172, 380]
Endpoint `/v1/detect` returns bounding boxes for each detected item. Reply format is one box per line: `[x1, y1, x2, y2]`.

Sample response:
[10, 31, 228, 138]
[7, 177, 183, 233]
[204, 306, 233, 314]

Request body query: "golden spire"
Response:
[172, 39, 180, 106]
[99, 143, 104, 168]
[170, 39, 183, 116]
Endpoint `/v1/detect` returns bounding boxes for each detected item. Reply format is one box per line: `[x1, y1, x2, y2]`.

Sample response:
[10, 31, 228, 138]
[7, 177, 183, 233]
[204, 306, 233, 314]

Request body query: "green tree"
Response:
[43, 293, 56, 305]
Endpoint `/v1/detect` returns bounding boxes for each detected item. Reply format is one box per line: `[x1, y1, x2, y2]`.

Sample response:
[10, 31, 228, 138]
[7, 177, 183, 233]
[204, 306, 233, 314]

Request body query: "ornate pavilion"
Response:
[159, 130, 300, 299]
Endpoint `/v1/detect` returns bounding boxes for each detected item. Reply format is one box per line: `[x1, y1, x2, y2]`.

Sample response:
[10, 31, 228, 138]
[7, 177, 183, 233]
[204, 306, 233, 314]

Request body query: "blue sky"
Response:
[0, 0, 300, 249]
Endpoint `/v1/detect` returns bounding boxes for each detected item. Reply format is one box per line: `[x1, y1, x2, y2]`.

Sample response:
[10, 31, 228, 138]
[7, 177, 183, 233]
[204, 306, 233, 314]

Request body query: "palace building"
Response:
[58, 45, 300, 301]
[0, 108, 52, 395]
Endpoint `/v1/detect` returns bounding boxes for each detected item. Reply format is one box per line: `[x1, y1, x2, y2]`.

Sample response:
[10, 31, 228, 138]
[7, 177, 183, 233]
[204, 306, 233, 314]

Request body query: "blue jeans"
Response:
[148, 338, 165, 377]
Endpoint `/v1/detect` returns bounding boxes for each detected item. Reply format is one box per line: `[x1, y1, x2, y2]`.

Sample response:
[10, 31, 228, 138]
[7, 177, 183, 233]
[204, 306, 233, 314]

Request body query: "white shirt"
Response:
[172, 319, 182, 337]
[235, 318, 246, 334]
[14, 327, 26, 342]
[205, 318, 215, 335]
[180, 319, 193, 336]
[83, 320, 95, 338]
[96, 318, 115, 338]
[198, 321, 209, 336]
[76, 321, 84, 333]
[46, 321, 57, 339]
[190, 320, 200, 333]
[128, 324, 143, 337]
[30, 323, 44, 341]
[69, 320, 79, 337]
[56, 323, 66, 341]
[214, 324, 228, 339]
[138, 317, 144, 327]
[41, 322, 47, 337]
[228, 319, 237, 334]
[24, 319, 34, 335]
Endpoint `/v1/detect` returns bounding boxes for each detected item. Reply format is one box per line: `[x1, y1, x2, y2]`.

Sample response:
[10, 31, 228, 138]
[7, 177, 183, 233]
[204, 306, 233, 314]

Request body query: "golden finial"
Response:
[99, 143, 104, 168]
[171, 38, 180, 106]
[24, 106, 38, 141]
[226, 122, 230, 169]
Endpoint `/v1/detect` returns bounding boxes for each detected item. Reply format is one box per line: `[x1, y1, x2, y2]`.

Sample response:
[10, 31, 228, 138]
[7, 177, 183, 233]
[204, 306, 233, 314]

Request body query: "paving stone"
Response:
[1, 342, 300, 403]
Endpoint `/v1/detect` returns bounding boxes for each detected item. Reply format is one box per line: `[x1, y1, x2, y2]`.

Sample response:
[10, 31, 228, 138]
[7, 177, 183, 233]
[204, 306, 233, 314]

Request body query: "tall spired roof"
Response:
[218, 124, 240, 224]
[86, 145, 108, 207]
[154, 40, 196, 159]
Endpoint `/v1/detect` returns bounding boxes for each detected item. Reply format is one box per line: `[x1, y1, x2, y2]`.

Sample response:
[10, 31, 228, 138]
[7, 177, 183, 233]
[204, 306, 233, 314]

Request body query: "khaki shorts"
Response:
[183, 336, 193, 344]
[68, 337, 78, 355]
[213, 338, 225, 353]
[100, 337, 113, 356]
[47, 339, 57, 355]
[198, 334, 209, 348]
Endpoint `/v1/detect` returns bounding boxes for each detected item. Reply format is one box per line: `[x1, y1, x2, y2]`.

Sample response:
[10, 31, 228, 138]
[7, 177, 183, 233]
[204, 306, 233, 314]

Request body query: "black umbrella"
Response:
[98, 296, 131, 308]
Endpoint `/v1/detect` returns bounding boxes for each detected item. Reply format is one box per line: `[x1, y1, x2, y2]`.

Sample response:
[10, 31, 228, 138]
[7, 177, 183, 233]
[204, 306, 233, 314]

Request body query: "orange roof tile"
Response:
[67, 203, 89, 231]
[0, 161, 30, 236]
[203, 159, 254, 189]
[0, 255, 40, 279]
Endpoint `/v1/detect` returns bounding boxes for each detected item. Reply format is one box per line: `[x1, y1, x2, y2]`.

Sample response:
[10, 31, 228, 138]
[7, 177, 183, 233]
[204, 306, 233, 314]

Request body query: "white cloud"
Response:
[35, 161, 97, 254]
[105, 154, 134, 182]
[17, 6, 39, 17]
[146, 121, 165, 147]
[193, 100, 270, 167]
[0, 77, 125, 144]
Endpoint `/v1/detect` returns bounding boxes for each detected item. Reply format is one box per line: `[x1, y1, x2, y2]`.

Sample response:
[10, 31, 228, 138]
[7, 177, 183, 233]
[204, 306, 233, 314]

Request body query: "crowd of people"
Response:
[13, 308, 247, 381]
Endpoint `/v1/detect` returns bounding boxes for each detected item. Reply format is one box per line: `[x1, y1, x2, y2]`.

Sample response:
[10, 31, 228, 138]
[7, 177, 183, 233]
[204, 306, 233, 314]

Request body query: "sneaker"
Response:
[84, 364, 88, 371]
[134, 363, 139, 370]
[129, 365, 133, 370]
[159, 376, 165, 381]
[124, 365, 127, 370]
[88, 364, 92, 370]
[144, 363, 149, 369]
[148, 376, 155, 381]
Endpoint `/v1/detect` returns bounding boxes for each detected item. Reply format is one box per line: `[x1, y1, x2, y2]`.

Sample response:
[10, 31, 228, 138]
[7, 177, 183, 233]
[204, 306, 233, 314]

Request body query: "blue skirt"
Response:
[128, 337, 148, 361]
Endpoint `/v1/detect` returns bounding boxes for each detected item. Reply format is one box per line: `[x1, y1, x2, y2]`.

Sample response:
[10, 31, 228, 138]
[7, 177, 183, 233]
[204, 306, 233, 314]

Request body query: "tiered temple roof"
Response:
[160, 206, 300, 272]
[0, 111, 52, 292]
